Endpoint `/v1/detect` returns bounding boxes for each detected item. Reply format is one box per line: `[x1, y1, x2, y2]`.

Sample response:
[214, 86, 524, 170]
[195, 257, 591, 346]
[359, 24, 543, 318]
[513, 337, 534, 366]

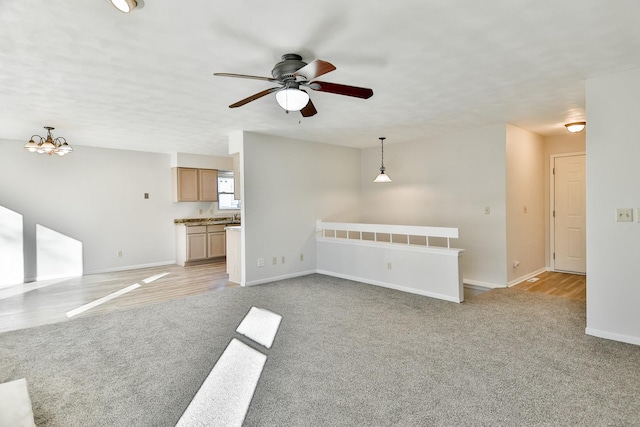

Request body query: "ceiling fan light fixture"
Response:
[565, 121, 586, 133]
[275, 88, 310, 112]
[110, 0, 137, 13]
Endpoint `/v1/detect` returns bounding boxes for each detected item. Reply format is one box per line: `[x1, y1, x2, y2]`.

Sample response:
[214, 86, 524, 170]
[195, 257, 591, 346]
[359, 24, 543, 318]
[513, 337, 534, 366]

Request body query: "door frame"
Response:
[549, 151, 586, 273]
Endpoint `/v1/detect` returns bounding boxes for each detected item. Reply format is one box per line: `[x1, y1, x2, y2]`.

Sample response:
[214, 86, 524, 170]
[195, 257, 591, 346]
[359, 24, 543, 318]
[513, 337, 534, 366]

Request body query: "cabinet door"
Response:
[232, 153, 241, 200]
[208, 232, 226, 258]
[177, 168, 199, 202]
[199, 169, 218, 202]
[187, 233, 207, 260]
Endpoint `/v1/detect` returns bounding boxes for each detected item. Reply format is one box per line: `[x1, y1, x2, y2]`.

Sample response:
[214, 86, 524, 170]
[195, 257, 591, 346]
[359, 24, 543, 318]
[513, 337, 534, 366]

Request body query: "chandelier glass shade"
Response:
[24, 127, 73, 156]
[275, 88, 310, 112]
[373, 137, 392, 183]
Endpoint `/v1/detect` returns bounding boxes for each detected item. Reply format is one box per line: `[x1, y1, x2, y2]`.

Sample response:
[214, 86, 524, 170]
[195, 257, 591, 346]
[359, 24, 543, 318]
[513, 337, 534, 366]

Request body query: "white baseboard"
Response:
[507, 267, 547, 287]
[317, 270, 462, 303]
[84, 260, 176, 275]
[243, 270, 317, 287]
[585, 327, 640, 346]
[463, 278, 505, 289]
[463, 283, 491, 291]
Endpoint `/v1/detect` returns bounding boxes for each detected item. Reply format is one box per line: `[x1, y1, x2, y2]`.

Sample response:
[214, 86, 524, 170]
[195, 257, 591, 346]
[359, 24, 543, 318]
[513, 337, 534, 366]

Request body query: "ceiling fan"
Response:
[214, 53, 373, 117]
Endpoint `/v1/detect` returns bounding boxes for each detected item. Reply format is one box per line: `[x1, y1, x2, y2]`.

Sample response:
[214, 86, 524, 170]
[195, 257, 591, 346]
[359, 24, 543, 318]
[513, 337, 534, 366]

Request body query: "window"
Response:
[218, 171, 240, 210]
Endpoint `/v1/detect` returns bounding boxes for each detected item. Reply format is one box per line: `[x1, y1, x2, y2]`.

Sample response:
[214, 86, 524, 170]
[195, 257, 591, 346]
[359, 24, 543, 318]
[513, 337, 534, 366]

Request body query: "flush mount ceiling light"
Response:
[373, 137, 392, 183]
[275, 86, 310, 112]
[24, 127, 73, 157]
[565, 121, 586, 133]
[109, 0, 137, 13]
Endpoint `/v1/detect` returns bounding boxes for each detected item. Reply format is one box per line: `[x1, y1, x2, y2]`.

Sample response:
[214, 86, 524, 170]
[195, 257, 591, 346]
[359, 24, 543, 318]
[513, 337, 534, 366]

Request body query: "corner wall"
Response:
[506, 125, 545, 284]
[585, 68, 640, 345]
[241, 132, 361, 285]
[359, 125, 508, 287]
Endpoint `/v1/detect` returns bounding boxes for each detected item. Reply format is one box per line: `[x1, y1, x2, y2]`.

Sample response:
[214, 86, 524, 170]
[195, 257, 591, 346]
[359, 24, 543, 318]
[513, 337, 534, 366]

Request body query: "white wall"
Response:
[585, 68, 640, 345]
[543, 133, 586, 267]
[0, 139, 226, 282]
[506, 125, 545, 284]
[240, 132, 361, 285]
[359, 125, 508, 287]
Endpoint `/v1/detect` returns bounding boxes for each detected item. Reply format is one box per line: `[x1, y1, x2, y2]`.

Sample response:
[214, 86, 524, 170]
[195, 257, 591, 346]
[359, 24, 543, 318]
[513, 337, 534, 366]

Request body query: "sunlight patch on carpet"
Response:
[65, 284, 140, 318]
[236, 306, 282, 349]
[176, 338, 266, 427]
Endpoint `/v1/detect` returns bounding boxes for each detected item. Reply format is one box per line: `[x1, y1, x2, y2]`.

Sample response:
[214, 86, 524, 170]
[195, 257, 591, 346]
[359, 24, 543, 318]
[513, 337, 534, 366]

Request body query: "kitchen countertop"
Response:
[174, 217, 241, 226]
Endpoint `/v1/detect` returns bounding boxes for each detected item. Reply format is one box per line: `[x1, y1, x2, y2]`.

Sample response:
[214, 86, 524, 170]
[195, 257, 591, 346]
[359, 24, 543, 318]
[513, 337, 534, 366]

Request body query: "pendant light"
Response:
[373, 137, 392, 183]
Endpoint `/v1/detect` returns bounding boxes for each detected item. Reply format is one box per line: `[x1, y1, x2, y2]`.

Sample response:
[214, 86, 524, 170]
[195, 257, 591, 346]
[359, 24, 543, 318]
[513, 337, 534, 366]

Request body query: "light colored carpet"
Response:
[1, 274, 639, 426]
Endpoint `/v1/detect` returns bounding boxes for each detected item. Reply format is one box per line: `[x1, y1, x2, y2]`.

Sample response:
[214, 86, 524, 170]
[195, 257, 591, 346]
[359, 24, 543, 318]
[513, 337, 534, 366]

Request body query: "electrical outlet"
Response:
[616, 208, 633, 222]
[257, 258, 264, 267]
[281, 256, 285, 264]
[484, 207, 490, 215]
[144, 193, 149, 199]
[117, 250, 123, 257]
[300, 253, 304, 261]
[387, 262, 392, 270]
[272, 257, 277, 265]
[523, 206, 527, 214]
[513, 260, 520, 268]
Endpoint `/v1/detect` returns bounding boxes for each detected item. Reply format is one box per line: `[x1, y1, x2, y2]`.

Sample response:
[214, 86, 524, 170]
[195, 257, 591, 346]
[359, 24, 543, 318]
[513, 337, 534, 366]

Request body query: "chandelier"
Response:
[24, 127, 73, 156]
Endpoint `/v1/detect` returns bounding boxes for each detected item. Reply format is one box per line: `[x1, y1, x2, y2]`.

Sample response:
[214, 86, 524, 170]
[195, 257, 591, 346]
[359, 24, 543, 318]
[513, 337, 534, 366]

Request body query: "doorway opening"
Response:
[550, 153, 586, 275]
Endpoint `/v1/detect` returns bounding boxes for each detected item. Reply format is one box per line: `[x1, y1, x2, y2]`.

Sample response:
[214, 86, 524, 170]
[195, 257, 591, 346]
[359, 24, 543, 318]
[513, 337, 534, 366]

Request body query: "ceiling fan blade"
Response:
[214, 73, 278, 83]
[309, 81, 373, 99]
[300, 98, 317, 117]
[293, 60, 336, 81]
[229, 87, 279, 108]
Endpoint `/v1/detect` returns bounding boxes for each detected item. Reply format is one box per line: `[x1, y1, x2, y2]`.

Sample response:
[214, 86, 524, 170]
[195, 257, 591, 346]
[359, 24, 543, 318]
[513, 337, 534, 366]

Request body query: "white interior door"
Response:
[553, 154, 586, 273]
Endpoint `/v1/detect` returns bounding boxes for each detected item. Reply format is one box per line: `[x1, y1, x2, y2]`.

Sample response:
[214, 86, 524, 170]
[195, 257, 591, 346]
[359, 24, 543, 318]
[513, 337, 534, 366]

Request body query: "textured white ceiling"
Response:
[1, 0, 639, 155]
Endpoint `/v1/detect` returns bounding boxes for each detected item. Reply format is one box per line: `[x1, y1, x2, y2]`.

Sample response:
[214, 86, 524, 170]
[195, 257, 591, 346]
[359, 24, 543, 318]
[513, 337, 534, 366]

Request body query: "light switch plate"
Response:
[616, 208, 633, 222]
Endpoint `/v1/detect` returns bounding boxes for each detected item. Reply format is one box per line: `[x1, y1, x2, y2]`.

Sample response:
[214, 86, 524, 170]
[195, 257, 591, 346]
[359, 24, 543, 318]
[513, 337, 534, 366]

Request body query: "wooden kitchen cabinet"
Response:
[187, 233, 207, 260]
[199, 169, 218, 202]
[173, 168, 218, 202]
[207, 228, 226, 258]
[232, 153, 241, 200]
[176, 223, 226, 266]
[175, 168, 199, 202]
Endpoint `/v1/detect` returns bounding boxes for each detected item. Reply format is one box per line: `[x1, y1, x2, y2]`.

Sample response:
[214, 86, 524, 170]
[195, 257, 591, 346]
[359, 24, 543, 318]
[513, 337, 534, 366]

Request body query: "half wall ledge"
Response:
[316, 220, 464, 303]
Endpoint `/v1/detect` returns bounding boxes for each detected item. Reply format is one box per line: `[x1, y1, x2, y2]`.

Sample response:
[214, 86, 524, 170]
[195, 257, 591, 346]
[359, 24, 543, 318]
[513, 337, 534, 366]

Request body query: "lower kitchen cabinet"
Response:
[207, 226, 226, 258]
[176, 224, 226, 266]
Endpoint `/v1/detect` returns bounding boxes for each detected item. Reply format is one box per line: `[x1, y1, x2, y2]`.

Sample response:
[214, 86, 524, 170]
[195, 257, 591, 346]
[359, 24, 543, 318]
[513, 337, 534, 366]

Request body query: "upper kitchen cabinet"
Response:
[173, 167, 218, 202]
[198, 169, 218, 202]
[232, 153, 241, 200]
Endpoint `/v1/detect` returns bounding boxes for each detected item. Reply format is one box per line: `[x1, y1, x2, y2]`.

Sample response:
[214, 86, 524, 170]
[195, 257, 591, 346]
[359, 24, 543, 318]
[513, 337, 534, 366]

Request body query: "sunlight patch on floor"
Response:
[66, 284, 140, 318]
